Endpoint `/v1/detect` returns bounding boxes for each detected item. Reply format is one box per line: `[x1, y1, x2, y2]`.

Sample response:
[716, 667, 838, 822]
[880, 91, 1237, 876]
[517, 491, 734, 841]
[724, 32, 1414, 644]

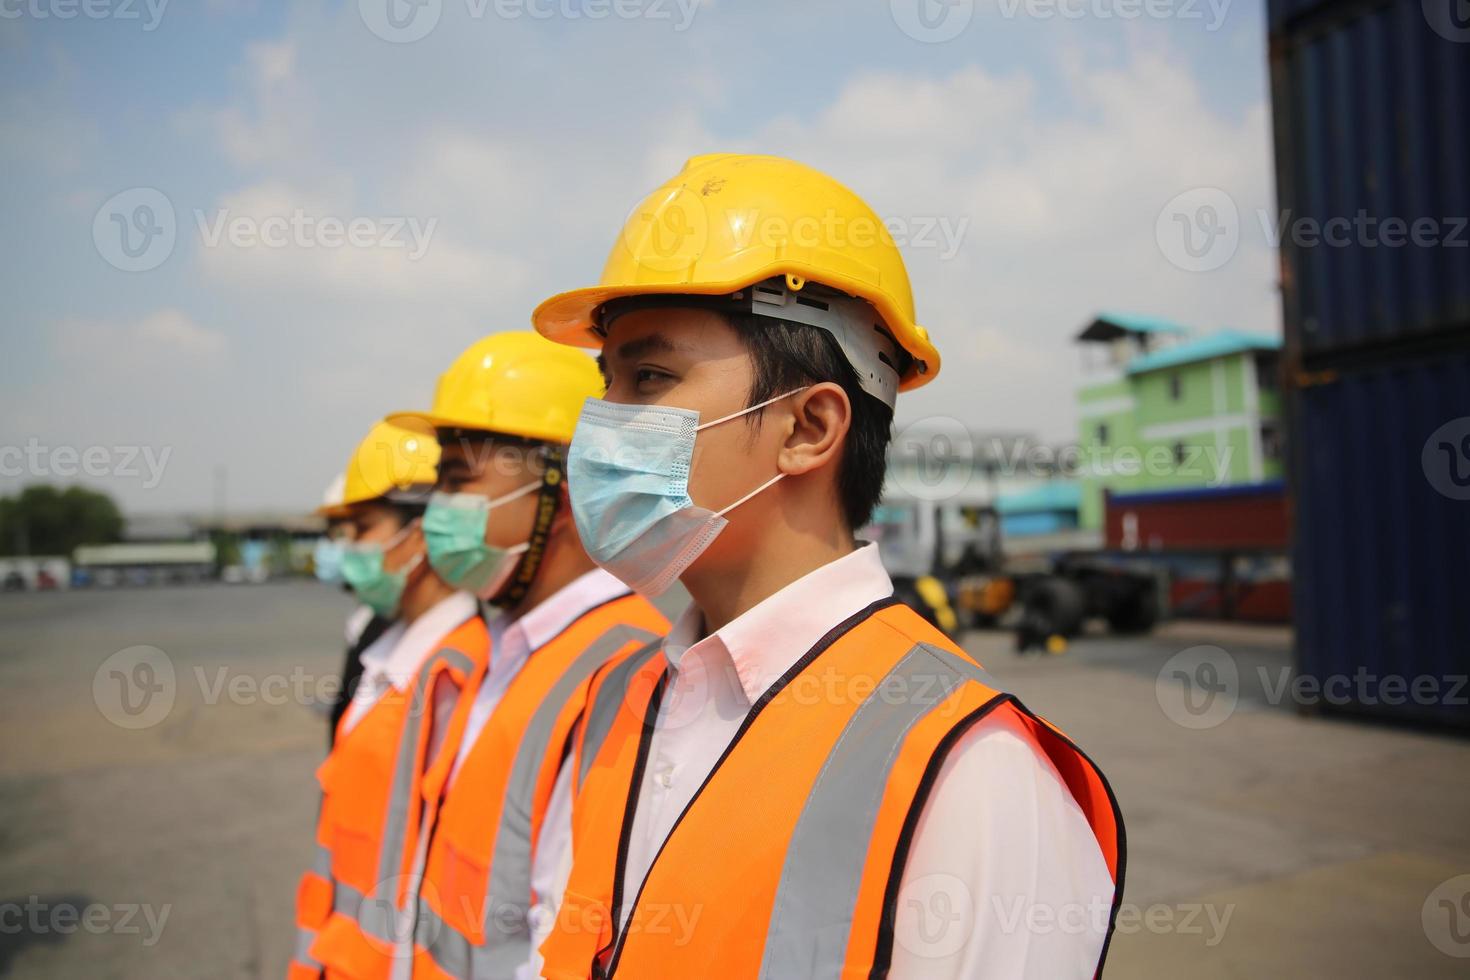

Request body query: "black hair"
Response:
[726, 314, 894, 531]
[388, 500, 427, 523]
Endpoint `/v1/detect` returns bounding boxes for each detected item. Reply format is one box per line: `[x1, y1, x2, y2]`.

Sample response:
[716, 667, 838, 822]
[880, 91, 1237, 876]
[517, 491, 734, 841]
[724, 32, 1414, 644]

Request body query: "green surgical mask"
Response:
[341, 523, 422, 618]
[422, 484, 538, 599]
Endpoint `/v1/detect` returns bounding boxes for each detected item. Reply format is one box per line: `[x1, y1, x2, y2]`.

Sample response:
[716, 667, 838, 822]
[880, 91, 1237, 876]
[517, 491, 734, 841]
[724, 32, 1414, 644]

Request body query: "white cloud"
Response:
[53, 309, 227, 366]
[748, 47, 1277, 439]
[191, 180, 532, 300]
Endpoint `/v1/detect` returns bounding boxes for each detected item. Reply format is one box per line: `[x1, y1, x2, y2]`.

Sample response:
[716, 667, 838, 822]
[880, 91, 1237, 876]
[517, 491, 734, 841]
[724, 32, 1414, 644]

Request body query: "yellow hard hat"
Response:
[386, 331, 602, 444]
[531, 153, 940, 391]
[317, 421, 440, 518]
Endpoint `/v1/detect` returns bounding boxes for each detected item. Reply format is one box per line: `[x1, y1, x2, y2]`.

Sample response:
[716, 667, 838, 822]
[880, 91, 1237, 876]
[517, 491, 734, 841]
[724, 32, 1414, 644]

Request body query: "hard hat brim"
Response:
[383, 409, 569, 446]
[531, 277, 940, 392]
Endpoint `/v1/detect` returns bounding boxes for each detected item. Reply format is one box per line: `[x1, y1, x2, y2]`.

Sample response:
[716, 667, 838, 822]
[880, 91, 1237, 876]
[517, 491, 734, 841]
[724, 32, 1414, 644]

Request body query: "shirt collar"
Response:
[501, 567, 632, 656]
[360, 590, 479, 691]
[664, 542, 893, 705]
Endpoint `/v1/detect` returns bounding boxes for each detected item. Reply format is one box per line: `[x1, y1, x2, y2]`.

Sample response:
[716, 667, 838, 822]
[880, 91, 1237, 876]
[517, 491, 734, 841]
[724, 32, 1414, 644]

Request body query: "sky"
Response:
[0, 0, 1280, 516]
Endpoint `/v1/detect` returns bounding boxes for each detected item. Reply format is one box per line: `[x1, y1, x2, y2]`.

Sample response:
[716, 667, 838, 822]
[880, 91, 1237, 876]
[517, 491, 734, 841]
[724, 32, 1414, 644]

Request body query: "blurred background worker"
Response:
[313, 471, 393, 747]
[292, 422, 492, 980]
[383, 331, 669, 980]
[533, 155, 1121, 979]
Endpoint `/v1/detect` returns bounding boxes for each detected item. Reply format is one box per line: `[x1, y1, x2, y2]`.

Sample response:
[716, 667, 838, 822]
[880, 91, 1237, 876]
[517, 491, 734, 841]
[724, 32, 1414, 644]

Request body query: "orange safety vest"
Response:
[409, 593, 668, 980]
[291, 614, 490, 980]
[542, 598, 1126, 980]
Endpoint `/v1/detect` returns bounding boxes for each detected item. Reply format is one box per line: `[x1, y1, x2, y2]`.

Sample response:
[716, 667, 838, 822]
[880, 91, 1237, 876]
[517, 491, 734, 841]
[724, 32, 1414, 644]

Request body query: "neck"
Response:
[399, 566, 455, 624]
[510, 522, 597, 620]
[682, 493, 855, 633]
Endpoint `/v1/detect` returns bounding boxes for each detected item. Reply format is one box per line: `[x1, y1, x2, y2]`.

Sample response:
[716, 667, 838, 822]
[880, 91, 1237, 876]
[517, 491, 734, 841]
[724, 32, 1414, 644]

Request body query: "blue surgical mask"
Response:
[340, 522, 422, 618]
[566, 388, 805, 596]
[313, 537, 344, 583]
[422, 484, 538, 599]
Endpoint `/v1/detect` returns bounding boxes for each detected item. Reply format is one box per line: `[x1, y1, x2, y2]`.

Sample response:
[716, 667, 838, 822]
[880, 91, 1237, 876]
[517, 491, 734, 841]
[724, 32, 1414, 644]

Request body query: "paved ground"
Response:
[1, 583, 1467, 978]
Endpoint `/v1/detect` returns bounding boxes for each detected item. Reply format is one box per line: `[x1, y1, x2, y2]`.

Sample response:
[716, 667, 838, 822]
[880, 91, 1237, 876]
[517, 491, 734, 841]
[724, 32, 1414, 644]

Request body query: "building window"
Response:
[1256, 353, 1279, 392]
[1173, 442, 1187, 466]
[1096, 422, 1109, 446]
[1168, 373, 1183, 401]
[1261, 422, 1283, 461]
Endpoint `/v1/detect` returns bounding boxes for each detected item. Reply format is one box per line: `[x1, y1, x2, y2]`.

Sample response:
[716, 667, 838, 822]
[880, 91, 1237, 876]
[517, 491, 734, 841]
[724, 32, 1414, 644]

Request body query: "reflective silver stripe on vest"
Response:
[578, 638, 664, 787]
[416, 625, 660, 980]
[414, 902, 471, 979]
[333, 881, 364, 921]
[333, 879, 418, 947]
[293, 926, 322, 971]
[376, 647, 475, 895]
[758, 643, 1003, 980]
[312, 841, 333, 878]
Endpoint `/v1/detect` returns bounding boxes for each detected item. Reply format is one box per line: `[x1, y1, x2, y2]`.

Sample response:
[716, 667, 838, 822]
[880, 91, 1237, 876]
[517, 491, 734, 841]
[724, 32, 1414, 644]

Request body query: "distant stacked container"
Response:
[1270, 0, 1470, 726]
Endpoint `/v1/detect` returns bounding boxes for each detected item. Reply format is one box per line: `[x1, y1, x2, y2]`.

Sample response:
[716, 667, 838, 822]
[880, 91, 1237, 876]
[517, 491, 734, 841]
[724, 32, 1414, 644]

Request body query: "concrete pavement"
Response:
[1, 583, 1466, 977]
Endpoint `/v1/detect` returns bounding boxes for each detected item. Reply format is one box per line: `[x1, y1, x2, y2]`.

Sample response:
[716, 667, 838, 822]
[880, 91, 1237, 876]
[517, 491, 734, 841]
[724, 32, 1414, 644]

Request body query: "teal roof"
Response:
[1077, 311, 1192, 342]
[996, 481, 1081, 515]
[1127, 329, 1281, 375]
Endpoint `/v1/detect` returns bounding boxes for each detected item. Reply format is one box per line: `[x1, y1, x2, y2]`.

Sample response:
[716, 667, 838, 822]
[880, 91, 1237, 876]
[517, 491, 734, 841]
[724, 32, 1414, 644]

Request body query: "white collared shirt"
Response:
[339, 590, 479, 734]
[599, 543, 1112, 979]
[452, 567, 632, 780]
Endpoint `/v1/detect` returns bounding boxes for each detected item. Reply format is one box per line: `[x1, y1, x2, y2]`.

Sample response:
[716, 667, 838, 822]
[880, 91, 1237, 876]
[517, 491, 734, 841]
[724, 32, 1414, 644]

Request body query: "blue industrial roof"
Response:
[996, 481, 1082, 515]
[1127, 329, 1281, 375]
[1077, 311, 1193, 342]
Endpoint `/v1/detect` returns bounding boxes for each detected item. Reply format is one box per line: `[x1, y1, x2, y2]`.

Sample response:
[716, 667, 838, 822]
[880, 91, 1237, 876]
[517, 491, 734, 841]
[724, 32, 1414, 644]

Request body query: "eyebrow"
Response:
[612, 333, 678, 363]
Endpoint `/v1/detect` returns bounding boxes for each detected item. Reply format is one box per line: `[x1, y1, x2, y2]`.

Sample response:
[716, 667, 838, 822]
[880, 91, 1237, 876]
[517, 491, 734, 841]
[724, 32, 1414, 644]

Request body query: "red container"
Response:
[1104, 481, 1290, 553]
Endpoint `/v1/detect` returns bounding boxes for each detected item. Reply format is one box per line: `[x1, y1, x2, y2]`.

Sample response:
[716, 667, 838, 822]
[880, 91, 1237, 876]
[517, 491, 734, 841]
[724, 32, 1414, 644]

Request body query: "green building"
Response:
[1075, 313, 1283, 530]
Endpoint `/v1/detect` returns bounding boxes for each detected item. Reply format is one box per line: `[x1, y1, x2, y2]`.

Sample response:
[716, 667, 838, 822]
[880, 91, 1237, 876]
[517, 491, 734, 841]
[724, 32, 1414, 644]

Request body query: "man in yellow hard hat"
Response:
[532, 155, 1125, 978]
[382, 331, 669, 980]
[291, 421, 493, 980]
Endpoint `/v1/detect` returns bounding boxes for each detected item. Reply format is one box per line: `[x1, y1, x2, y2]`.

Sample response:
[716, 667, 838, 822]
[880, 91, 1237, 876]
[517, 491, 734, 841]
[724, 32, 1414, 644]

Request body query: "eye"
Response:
[635, 366, 674, 387]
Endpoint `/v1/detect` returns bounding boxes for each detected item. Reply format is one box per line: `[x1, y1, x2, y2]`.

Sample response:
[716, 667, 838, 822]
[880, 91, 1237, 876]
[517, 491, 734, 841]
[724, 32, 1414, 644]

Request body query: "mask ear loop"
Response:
[484, 480, 541, 509]
[715, 472, 786, 518]
[695, 387, 810, 431]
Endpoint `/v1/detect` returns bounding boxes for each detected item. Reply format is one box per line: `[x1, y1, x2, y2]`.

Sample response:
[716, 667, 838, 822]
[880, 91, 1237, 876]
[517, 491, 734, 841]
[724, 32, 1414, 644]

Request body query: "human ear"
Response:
[778, 382, 850, 477]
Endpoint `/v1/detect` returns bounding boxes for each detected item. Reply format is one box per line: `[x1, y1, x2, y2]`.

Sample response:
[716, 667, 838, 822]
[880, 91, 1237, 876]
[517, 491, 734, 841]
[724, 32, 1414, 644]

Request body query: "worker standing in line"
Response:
[383, 331, 669, 980]
[291, 421, 491, 980]
[533, 155, 1125, 978]
[314, 472, 393, 747]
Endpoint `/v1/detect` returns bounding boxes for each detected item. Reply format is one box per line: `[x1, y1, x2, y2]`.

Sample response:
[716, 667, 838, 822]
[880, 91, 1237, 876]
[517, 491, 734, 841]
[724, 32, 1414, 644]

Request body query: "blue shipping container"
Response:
[1270, 0, 1470, 354]
[1293, 352, 1470, 727]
